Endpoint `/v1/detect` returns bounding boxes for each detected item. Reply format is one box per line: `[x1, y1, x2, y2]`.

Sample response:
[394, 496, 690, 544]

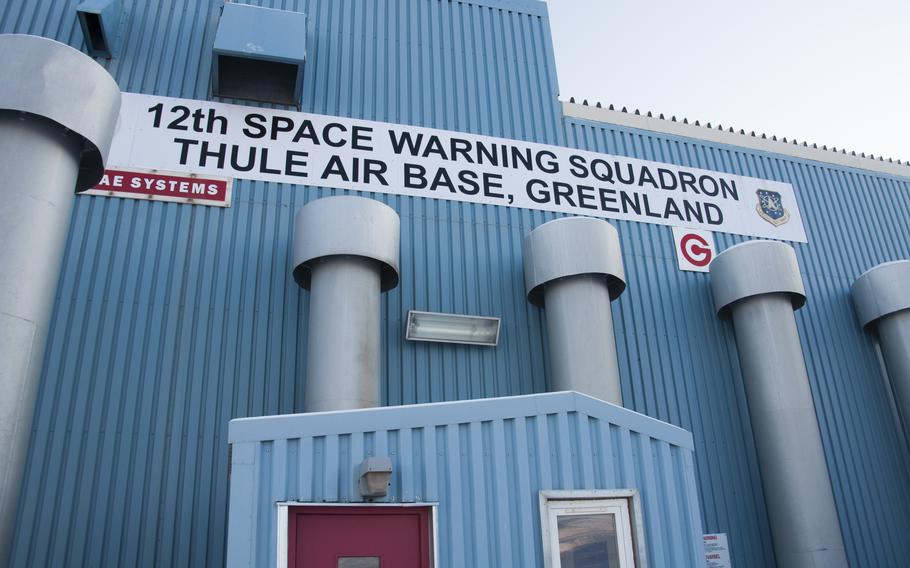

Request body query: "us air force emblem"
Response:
[756, 189, 790, 227]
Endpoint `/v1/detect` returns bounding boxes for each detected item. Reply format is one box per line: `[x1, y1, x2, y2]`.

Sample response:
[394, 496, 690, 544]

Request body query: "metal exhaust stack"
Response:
[292, 196, 400, 412]
[0, 35, 121, 565]
[523, 217, 626, 405]
[710, 241, 848, 568]
[852, 260, 910, 428]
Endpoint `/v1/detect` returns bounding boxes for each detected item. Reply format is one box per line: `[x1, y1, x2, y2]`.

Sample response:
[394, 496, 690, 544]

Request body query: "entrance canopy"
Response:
[227, 391, 704, 567]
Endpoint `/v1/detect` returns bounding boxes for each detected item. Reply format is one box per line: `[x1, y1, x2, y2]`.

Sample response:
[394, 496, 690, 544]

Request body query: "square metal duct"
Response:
[76, 0, 121, 58]
[212, 3, 307, 106]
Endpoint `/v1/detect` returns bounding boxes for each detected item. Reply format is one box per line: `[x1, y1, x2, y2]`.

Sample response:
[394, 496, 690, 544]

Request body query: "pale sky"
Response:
[546, 0, 910, 163]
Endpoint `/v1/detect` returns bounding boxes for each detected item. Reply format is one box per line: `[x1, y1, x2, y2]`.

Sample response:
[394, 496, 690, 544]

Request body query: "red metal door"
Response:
[287, 506, 432, 568]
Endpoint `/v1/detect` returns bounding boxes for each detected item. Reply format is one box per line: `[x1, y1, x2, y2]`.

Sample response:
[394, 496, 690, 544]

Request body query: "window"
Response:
[540, 490, 645, 568]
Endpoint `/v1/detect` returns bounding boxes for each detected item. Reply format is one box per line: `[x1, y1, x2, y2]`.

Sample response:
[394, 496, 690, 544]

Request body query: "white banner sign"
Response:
[108, 93, 807, 242]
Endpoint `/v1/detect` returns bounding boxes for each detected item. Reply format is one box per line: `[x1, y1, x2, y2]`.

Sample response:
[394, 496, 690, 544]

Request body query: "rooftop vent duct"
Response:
[0, 34, 121, 565]
[292, 196, 400, 413]
[212, 3, 307, 107]
[711, 241, 847, 568]
[852, 260, 910, 431]
[76, 0, 120, 58]
[523, 217, 626, 405]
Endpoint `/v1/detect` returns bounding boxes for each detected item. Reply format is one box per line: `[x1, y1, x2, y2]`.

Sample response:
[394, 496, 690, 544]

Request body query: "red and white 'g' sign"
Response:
[671, 227, 716, 273]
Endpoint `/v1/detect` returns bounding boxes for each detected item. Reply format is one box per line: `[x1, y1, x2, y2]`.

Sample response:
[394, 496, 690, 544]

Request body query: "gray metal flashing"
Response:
[562, 101, 910, 179]
[228, 391, 695, 450]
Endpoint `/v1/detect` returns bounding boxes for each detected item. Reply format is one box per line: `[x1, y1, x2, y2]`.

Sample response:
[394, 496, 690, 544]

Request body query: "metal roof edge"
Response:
[452, 0, 548, 17]
[229, 391, 694, 449]
[571, 392, 695, 449]
[562, 101, 910, 180]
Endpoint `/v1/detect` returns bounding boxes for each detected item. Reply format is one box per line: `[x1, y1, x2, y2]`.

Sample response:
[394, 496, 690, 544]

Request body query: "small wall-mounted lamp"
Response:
[405, 310, 501, 346]
[359, 456, 393, 498]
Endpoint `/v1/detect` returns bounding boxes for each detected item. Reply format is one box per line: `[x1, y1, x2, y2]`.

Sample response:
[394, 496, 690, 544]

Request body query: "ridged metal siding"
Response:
[226, 392, 704, 567]
[3, 1, 567, 567]
[563, 116, 910, 568]
[1, 0, 909, 567]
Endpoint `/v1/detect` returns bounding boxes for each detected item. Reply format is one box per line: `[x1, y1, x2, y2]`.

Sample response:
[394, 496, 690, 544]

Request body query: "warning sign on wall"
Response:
[672, 227, 716, 273]
[703, 533, 731, 567]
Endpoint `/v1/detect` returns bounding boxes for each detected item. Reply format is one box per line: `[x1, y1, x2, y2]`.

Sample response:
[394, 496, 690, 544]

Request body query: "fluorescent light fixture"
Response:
[405, 310, 501, 346]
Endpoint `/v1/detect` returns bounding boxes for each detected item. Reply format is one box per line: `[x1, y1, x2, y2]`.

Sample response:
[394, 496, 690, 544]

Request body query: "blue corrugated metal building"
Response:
[2, 0, 910, 567]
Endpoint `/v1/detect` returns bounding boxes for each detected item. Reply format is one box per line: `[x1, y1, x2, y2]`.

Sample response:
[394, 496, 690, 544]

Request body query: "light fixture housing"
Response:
[359, 456, 393, 498]
[405, 310, 501, 346]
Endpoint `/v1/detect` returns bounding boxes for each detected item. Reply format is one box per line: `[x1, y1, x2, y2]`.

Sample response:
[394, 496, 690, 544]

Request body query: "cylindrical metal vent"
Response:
[523, 217, 626, 405]
[0, 34, 121, 565]
[852, 260, 910, 429]
[711, 240, 848, 568]
[292, 196, 400, 413]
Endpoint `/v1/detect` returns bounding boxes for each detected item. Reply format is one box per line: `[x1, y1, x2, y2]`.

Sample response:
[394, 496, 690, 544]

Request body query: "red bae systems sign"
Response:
[83, 167, 232, 207]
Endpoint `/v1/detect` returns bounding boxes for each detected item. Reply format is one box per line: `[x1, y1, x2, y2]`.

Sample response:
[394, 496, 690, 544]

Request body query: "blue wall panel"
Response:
[3, 1, 567, 567]
[2, 0, 910, 567]
[564, 117, 910, 567]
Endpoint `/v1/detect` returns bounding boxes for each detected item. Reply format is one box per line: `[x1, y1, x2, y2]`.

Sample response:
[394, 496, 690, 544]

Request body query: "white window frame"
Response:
[539, 489, 648, 568]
